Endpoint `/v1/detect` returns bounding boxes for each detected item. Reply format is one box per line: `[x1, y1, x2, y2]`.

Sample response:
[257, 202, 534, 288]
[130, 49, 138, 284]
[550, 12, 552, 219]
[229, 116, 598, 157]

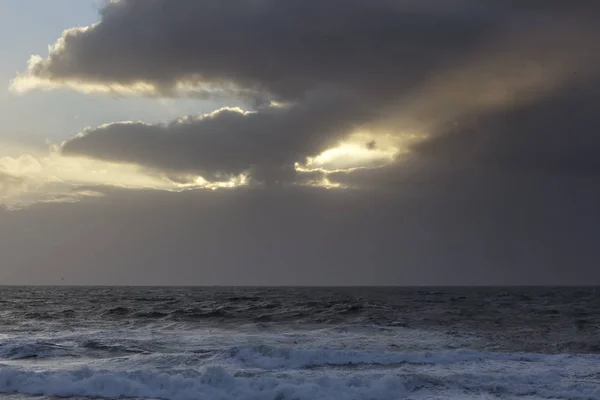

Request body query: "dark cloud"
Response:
[62, 90, 372, 183]
[21, 0, 501, 100]
[18, 0, 598, 101]
[329, 79, 600, 188]
[34, 0, 500, 182]
[13, 0, 600, 189]
[411, 78, 600, 177]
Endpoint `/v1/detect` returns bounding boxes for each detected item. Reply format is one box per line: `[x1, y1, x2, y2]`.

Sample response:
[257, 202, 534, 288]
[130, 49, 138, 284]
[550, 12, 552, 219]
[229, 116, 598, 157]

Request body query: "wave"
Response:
[0, 366, 415, 400]
[103, 306, 131, 316]
[168, 308, 230, 320]
[134, 311, 169, 318]
[0, 338, 155, 360]
[227, 345, 544, 369]
[0, 363, 598, 400]
[80, 339, 147, 355]
[0, 341, 72, 360]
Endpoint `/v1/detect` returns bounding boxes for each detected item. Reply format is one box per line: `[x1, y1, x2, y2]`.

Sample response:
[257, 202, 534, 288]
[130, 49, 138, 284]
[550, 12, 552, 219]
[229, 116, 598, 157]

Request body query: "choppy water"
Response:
[0, 286, 599, 399]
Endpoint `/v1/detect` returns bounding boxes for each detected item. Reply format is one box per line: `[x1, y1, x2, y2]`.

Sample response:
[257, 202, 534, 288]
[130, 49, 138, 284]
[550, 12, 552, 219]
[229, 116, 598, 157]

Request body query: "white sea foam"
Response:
[2, 335, 600, 399]
[0, 359, 599, 400]
[0, 366, 413, 400]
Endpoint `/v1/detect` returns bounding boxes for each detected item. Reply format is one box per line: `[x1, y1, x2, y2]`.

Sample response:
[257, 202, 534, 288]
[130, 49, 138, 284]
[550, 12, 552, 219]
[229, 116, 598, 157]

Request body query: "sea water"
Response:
[0, 286, 598, 399]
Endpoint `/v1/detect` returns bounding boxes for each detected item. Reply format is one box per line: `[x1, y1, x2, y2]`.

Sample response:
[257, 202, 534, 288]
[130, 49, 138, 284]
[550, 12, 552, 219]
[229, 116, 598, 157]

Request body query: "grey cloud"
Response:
[19, 0, 598, 103]
[329, 81, 600, 188]
[63, 90, 372, 183]
[18, 0, 600, 188]
[411, 78, 600, 177]
[23, 0, 499, 101]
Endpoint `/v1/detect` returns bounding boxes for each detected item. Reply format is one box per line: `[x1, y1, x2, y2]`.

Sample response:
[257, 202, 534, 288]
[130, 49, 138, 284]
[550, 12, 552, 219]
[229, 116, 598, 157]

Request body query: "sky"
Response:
[1, 0, 599, 286]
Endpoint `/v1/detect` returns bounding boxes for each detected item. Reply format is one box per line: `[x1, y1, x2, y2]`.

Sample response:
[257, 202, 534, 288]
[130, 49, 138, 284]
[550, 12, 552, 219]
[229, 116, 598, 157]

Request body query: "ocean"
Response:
[0, 286, 598, 399]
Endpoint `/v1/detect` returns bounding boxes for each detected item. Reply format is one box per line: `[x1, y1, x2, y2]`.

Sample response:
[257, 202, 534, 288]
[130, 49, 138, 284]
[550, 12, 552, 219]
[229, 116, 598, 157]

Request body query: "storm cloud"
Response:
[11, 0, 599, 186]
[7, 1, 599, 188]
[14, 0, 500, 100]
[62, 90, 373, 184]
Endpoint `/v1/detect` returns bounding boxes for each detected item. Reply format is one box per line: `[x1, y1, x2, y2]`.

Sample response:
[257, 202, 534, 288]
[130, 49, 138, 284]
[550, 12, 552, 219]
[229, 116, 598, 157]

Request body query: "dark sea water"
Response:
[0, 286, 599, 399]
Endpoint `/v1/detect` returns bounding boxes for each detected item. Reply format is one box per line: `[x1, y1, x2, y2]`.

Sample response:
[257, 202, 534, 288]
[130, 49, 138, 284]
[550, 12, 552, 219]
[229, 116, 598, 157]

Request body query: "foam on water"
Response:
[1, 343, 599, 399]
[0, 366, 411, 400]
[1, 286, 599, 399]
[0, 353, 599, 400]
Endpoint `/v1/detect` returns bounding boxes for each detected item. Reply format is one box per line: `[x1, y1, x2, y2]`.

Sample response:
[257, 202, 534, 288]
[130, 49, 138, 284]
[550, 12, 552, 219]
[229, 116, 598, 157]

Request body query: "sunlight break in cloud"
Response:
[297, 131, 426, 174]
[0, 148, 247, 209]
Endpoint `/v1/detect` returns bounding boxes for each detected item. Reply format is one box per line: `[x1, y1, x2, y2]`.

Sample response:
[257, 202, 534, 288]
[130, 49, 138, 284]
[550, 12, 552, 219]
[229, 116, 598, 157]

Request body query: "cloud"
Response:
[11, 0, 499, 100]
[11, 0, 496, 184]
[0, 156, 40, 206]
[0, 168, 100, 210]
[410, 77, 600, 177]
[0, 172, 27, 200]
[0, 150, 222, 209]
[11, 0, 600, 192]
[4, 0, 600, 285]
[61, 91, 376, 184]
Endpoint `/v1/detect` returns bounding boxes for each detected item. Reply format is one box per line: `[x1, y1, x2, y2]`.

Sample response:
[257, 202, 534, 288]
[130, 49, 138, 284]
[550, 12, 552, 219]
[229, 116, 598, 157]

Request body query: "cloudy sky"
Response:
[1, 0, 599, 285]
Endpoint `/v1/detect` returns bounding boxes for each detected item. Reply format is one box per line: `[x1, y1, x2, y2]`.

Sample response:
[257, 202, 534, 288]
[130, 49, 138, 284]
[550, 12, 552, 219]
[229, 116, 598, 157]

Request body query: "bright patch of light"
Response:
[10, 74, 157, 96]
[308, 143, 395, 170]
[306, 177, 344, 189]
[0, 146, 249, 209]
[298, 131, 425, 173]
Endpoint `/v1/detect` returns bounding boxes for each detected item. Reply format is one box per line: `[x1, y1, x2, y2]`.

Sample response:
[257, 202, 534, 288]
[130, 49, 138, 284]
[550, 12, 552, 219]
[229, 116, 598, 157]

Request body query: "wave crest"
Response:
[0, 366, 412, 400]
[227, 345, 543, 369]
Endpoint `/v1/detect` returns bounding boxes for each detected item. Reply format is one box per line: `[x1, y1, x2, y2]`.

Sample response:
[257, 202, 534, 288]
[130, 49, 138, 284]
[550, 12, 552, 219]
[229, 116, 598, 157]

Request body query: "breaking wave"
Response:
[0, 341, 72, 360]
[0, 363, 598, 400]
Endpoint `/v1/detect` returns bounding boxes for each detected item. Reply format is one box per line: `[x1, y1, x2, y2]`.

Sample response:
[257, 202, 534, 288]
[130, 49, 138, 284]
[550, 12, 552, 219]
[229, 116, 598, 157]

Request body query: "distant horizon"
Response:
[2, 284, 598, 288]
